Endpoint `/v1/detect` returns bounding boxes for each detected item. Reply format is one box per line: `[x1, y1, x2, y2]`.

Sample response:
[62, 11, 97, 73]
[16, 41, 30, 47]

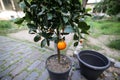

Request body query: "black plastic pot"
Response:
[77, 50, 110, 80]
[46, 54, 72, 80]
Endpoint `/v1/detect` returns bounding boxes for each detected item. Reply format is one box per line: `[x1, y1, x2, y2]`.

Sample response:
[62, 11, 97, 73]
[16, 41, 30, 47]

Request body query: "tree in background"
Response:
[107, 0, 120, 15]
[94, 0, 120, 15]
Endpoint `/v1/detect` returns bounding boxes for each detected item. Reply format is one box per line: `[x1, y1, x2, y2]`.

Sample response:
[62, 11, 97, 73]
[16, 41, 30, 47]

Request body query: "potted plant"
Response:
[15, 0, 90, 80]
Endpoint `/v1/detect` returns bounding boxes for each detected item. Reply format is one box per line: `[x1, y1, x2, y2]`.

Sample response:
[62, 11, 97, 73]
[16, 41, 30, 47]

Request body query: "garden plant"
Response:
[15, 0, 90, 80]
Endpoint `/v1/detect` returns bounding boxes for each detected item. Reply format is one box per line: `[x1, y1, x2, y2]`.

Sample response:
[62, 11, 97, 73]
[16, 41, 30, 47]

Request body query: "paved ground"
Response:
[0, 35, 80, 80]
[0, 35, 120, 80]
[0, 36, 52, 80]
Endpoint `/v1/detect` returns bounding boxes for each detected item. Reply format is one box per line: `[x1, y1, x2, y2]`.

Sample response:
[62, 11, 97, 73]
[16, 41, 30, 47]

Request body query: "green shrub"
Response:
[88, 19, 120, 36]
[0, 20, 28, 35]
[100, 22, 120, 35]
[94, 0, 120, 16]
[107, 39, 120, 50]
[0, 20, 13, 30]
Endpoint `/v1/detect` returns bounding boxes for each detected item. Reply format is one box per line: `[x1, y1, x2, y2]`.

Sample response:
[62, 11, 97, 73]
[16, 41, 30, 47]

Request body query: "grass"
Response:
[86, 18, 120, 50]
[107, 39, 120, 50]
[0, 20, 13, 35]
[97, 21, 120, 35]
[0, 20, 12, 29]
[87, 19, 120, 37]
[0, 20, 27, 35]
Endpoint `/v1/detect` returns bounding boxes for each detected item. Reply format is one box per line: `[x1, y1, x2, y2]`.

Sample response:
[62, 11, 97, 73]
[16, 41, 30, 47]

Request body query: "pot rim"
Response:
[46, 54, 72, 74]
[77, 50, 110, 70]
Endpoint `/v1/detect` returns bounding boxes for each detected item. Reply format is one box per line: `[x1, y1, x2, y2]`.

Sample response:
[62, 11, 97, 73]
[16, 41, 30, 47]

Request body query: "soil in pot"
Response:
[46, 54, 71, 73]
[46, 54, 72, 80]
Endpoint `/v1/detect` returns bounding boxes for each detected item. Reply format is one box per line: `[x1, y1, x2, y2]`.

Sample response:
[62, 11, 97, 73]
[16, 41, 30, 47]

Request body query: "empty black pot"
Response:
[77, 50, 110, 80]
[46, 54, 72, 80]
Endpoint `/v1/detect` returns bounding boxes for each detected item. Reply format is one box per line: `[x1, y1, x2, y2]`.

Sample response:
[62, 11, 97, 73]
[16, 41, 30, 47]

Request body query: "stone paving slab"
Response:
[12, 71, 28, 80]
[0, 36, 53, 80]
[0, 35, 120, 80]
[25, 72, 39, 80]
[37, 70, 49, 80]
[1, 76, 12, 80]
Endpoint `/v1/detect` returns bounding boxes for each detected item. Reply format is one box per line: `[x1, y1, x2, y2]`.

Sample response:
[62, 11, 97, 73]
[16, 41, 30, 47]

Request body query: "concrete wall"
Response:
[0, 0, 20, 11]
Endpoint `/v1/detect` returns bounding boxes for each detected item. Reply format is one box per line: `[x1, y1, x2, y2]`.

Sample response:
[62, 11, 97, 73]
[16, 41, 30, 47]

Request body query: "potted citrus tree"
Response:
[15, 0, 90, 80]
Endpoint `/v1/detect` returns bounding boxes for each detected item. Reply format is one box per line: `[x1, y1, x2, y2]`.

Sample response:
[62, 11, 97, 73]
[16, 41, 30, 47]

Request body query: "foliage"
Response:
[87, 19, 120, 37]
[107, 0, 120, 15]
[0, 20, 27, 35]
[107, 39, 120, 50]
[15, 0, 90, 62]
[93, 1, 107, 13]
[0, 20, 12, 29]
[15, 0, 90, 47]
[93, 0, 120, 15]
[0, 20, 13, 35]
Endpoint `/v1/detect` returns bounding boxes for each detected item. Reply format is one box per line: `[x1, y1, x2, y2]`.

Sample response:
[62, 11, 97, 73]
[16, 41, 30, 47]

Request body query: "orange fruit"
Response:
[57, 40, 66, 50]
[80, 39, 84, 43]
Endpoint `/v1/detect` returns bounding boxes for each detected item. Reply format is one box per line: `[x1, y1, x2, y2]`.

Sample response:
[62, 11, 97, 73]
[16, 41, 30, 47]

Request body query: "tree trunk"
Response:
[82, 0, 88, 8]
[57, 45, 60, 63]
[54, 42, 60, 63]
[0, 0, 5, 10]
[56, 28, 61, 63]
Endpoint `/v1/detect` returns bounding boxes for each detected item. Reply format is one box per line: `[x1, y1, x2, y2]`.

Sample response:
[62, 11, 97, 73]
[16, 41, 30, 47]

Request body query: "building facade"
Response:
[0, 0, 20, 11]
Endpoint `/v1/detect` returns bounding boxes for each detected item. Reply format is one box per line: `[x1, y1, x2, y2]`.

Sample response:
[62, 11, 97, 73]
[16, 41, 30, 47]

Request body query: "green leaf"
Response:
[86, 8, 92, 12]
[30, 4, 37, 10]
[63, 17, 68, 23]
[29, 29, 37, 34]
[41, 39, 47, 48]
[37, 7, 45, 16]
[47, 13, 53, 20]
[78, 21, 90, 30]
[57, 0, 62, 5]
[74, 42, 78, 47]
[24, 0, 30, 7]
[49, 37, 58, 41]
[73, 34, 79, 40]
[27, 23, 37, 29]
[64, 25, 74, 33]
[84, 13, 91, 17]
[27, 23, 37, 34]
[19, 1, 26, 9]
[62, 11, 70, 17]
[41, 32, 53, 39]
[87, 25, 90, 30]
[28, 0, 32, 3]
[79, 0, 82, 4]
[78, 21, 87, 29]
[34, 35, 41, 42]
[24, 11, 32, 22]
[14, 18, 24, 24]
[61, 33, 69, 35]
[81, 30, 89, 34]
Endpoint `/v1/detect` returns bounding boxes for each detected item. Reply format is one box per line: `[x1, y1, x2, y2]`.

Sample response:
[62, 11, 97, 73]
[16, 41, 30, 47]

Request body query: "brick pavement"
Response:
[0, 35, 118, 80]
[0, 36, 52, 80]
[0, 35, 86, 80]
